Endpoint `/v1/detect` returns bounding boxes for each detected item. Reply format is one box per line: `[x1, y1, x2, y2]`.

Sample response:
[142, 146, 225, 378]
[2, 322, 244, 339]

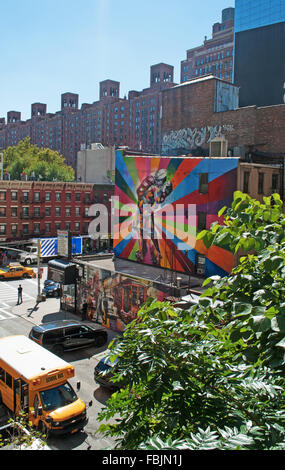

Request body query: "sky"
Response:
[0, 0, 234, 120]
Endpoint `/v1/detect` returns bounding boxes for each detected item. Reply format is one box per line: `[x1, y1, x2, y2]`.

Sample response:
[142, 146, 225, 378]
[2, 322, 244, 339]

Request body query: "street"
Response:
[0, 266, 117, 450]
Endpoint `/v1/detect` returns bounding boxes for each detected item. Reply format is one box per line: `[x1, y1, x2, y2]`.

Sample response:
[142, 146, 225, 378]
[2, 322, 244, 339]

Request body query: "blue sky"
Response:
[0, 0, 234, 120]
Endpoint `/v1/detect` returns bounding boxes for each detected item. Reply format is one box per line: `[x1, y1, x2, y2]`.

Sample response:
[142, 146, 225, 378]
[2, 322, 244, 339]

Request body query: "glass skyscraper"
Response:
[235, 0, 285, 33]
[234, 0, 285, 107]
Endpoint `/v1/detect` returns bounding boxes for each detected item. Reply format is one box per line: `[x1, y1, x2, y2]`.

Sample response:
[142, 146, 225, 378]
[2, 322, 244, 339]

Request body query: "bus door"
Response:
[13, 378, 29, 415]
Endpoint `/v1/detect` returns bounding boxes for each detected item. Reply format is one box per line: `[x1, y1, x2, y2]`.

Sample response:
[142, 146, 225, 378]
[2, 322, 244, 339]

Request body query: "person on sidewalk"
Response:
[81, 302, 88, 321]
[17, 284, 23, 305]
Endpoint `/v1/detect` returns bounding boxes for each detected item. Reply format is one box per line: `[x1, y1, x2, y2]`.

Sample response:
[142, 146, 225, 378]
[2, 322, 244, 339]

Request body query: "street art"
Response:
[161, 124, 234, 154]
[114, 153, 238, 278]
[77, 265, 178, 332]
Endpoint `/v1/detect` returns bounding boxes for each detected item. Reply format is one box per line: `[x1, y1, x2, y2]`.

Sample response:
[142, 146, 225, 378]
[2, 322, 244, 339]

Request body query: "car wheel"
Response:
[23, 273, 29, 279]
[0, 276, 4, 281]
[25, 259, 31, 266]
[94, 335, 107, 347]
[52, 345, 64, 356]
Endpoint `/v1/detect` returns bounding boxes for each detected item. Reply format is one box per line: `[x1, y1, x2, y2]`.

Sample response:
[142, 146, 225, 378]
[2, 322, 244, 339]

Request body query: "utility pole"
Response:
[37, 238, 41, 303]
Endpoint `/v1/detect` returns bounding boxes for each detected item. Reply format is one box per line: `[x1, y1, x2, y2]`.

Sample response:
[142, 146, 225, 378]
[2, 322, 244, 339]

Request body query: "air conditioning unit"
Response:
[209, 137, 228, 157]
[197, 268, 205, 275]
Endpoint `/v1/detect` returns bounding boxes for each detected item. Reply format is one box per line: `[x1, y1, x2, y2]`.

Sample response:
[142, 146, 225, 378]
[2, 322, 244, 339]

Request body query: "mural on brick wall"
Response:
[114, 153, 238, 278]
[161, 124, 234, 155]
[77, 266, 178, 332]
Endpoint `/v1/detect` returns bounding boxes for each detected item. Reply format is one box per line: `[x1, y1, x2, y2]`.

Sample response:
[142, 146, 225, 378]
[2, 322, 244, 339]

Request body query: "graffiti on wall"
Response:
[77, 266, 178, 332]
[161, 124, 234, 154]
[114, 154, 238, 278]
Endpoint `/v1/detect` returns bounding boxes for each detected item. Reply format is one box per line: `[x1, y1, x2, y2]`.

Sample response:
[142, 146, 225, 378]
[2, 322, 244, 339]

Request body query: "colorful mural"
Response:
[77, 265, 179, 332]
[114, 154, 238, 278]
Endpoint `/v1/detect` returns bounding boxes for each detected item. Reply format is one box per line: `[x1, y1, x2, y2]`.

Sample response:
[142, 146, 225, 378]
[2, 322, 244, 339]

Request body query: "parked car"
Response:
[42, 280, 61, 297]
[94, 356, 120, 391]
[0, 263, 35, 281]
[29, 320, 108, 356]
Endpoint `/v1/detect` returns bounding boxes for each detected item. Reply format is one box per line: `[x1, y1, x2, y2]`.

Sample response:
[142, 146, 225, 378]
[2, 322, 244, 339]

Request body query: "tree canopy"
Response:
[3, 137, 75, 182]
[96, 192, 285, 450]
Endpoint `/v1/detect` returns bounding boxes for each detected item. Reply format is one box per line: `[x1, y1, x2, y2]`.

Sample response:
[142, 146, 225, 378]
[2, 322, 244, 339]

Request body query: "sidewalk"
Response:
[12, 297, 77, 326]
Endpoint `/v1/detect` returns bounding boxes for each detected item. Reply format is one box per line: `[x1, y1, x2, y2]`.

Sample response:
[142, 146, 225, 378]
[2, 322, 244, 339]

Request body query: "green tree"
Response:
[3, 137, 75, 181]
[96, 193, 285, 450]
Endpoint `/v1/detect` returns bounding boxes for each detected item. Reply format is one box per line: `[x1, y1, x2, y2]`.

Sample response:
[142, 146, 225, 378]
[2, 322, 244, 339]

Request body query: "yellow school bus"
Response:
[0, 335, 88, 436]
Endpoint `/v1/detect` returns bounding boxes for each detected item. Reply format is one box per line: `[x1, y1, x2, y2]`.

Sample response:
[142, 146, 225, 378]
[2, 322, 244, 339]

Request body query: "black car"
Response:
[94, 356, 120, 391]
[42, 280, 61, 298]
[29, 320, 108, 356]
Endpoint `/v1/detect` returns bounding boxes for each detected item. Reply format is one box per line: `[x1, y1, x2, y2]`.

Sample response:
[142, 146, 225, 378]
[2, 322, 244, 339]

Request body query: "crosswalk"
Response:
[0, 281, 36, 321]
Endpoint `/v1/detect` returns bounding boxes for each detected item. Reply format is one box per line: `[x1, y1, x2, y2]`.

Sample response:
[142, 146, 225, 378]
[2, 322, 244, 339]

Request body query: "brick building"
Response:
[0, 64, 175, 169]
[180, 7, 235, 84]
[0, 181, 95, 242]
[161, 75, 285, 170]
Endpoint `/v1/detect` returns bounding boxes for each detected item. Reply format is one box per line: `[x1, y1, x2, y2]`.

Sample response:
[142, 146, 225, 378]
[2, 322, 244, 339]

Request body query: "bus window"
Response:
[0, 367, 4, 382]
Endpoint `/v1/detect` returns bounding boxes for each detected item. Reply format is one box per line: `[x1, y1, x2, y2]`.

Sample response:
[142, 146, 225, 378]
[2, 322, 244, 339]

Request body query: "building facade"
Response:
[234, 0, 285, 107]
[0, 64, 175, 170]
[0, 181, 94, 242]
[180, 7, 235, 84]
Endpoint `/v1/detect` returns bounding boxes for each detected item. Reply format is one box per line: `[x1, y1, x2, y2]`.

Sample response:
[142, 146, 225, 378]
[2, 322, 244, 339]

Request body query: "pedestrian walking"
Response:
[81, 301, 88, 321]
[17, 284, 23, 305]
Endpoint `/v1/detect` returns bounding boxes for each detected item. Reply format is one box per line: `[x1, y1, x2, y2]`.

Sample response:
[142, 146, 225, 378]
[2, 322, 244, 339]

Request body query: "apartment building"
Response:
[180, 7, 235, 84]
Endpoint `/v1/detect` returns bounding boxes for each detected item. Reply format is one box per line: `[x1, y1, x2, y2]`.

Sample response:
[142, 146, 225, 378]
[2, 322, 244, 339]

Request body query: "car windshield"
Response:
[39, 383, 77, 411]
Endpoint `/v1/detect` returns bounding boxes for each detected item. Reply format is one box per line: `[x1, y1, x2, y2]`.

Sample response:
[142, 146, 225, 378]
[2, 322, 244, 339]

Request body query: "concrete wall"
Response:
[77, 146, 115, 184]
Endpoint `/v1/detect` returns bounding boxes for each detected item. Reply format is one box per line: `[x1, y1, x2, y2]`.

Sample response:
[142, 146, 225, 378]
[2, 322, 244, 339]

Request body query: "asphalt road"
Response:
[0, 267, 117, 451]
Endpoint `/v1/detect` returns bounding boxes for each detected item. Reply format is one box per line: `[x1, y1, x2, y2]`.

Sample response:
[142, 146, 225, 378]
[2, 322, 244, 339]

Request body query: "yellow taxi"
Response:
[0, 263, 36, 281]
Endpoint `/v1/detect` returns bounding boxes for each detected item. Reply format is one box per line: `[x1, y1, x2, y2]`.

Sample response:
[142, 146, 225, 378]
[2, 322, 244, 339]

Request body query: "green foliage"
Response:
[197, 191, 285, 254]
[0, 411, 47, 450]
[96, 193, 285, 450]
[3, 137, 75, 181]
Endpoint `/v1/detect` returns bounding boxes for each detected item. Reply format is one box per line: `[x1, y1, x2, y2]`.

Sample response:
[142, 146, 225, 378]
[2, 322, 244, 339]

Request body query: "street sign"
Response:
[57, 230, 71, 258]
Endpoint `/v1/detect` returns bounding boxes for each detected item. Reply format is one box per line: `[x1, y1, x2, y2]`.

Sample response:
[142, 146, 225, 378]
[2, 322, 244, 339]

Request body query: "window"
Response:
[11, 191, 17, 201]
[45, 223, 51, 233]
[6, 372, 12, 389]
[199, 173, 209, 194]
[11, 224, 17, 235]
[45, 207, 51, 217]
[11, 207, 18, 217]
[55, 223, 61, 231]
[84, 207, 89, 216]
[0, 207, 6, 217]
[66, 193, 71, 201]
[0, 225, 6, 235]
[243, 171, 250, 193]
[55, 207, 61, 217]
[22, 207, 29, 217]
[258, 173, 264, 194]
[34, 207, 40, 217]
[34, 192, 40, 201]
[272, 174, 279, 192]
[22, 224, 29, 235]
[75, 193, 81, 202]
[0, 367, 5, 382]
[65, 222, 71, 230]
[75, 222, 80, 232]
[66, 207, 71, 217]
[0, 192, 6, 201]
[22, 191, 29, 201]
[198, 212, 207, 232]
[45, 192, 51, 202]
[75, 207, 80, 217]
[85, 193, 90, 203]
[55, 192, 61, 201]
[34, 224, 40, 234]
